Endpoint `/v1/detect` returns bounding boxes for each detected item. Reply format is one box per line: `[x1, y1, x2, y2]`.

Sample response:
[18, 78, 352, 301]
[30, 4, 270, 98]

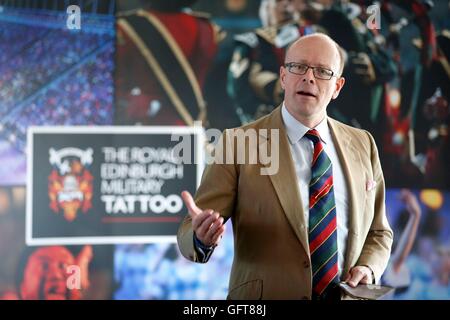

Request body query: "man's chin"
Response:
[292, 100, 319, 113]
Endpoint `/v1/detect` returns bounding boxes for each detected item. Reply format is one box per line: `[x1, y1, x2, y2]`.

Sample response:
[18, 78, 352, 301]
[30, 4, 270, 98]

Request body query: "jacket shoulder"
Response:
[254, 25, 278, 46]
[228, 108, 279, 133]
[188, 11, 226, 43]
[188, 10, 212, 19]
[328, 117, 373, 141]
[234, 32, 259, 48]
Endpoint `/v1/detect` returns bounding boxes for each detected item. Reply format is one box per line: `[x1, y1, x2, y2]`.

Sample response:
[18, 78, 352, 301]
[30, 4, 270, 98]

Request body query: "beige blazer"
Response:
[177, 106, 393, 300]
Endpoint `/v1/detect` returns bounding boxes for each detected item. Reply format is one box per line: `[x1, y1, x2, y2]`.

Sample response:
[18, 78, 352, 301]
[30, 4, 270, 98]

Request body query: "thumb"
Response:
[181, 191, 202, 217]
[76, 245, 93, 289]
[343, 271, 351, 283]
[76, 245, 93, 265]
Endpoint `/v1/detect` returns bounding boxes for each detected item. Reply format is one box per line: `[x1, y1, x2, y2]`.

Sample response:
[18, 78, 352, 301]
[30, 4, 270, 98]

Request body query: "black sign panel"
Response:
[26, 126, 203, 245]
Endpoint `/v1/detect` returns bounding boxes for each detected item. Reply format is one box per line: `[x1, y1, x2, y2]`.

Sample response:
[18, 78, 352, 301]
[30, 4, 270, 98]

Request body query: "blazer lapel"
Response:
[260, 107, 310, 257]
[259, 110, 367, 268]
[327, 118, 365, 274]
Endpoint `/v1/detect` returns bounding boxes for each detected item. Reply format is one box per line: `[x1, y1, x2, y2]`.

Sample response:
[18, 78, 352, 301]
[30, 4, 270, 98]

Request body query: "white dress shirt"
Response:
[281, 104, 349, 276]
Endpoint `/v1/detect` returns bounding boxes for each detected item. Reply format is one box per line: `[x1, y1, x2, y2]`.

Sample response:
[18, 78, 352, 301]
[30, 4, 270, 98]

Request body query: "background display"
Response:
[0, 0, 448, 299]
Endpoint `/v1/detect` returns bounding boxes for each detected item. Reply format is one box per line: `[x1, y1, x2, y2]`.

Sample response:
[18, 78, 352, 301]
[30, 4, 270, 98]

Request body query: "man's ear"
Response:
[332, 76, 345, 100]
[280, 66, 286, 90]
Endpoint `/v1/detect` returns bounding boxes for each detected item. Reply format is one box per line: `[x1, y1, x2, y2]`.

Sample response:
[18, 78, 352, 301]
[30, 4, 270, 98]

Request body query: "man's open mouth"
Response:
[296, 90, 316, 97]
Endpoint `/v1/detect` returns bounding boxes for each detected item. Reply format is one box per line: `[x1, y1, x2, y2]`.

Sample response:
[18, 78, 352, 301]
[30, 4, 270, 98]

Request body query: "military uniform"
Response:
[318, 6, 397, 134]
[372, 0, 442, 188]
[227, 21, 324, 124]
[228, 6, 397, 128]
[413, 30, 450, 188]
[116, 9, 221, 126]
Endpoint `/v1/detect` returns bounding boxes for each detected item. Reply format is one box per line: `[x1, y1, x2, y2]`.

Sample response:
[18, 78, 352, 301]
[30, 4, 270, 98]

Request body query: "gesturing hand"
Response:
[181, 191, 226, 247]
[344, 265, 374, 287]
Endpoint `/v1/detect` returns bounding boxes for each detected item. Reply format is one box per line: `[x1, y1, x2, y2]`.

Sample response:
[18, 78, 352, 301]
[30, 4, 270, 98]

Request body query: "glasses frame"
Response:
[284, 62, 338, 80]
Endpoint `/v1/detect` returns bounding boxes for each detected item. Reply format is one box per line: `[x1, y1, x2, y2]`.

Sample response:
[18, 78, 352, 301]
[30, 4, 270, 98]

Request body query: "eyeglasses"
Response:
[284, 62, 336, 80]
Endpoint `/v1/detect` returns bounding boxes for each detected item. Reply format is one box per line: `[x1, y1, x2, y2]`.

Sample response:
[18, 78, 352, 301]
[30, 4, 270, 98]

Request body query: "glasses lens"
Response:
[289, 63, 308, 75]
[314, 67, 333, 79]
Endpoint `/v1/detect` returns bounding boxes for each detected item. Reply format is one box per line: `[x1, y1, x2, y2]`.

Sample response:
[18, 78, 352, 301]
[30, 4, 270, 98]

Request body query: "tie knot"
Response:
[304, 129, 321, 145]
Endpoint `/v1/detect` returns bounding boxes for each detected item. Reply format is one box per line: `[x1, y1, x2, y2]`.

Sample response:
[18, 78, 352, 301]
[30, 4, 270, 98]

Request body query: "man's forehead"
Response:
[286, 38, 340, 68]
[290, 38, 338, 56]
[293, 58, 333, 69]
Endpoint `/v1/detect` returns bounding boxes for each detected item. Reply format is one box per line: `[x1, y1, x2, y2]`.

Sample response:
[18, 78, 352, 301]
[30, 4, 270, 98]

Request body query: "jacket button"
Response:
[303, 261, 310, 268]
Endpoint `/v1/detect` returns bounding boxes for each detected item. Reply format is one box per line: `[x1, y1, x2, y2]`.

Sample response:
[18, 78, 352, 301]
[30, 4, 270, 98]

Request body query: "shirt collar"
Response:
[281, 102, 330, 145]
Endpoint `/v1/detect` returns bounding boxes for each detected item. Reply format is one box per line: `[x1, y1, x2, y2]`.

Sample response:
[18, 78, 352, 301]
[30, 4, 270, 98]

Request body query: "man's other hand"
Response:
[343, 265, 374, 287]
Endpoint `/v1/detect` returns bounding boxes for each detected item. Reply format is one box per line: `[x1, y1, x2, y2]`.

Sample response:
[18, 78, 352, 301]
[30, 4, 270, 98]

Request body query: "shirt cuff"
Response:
[362, 265, 376, 284]
[193, 233, 215, 263]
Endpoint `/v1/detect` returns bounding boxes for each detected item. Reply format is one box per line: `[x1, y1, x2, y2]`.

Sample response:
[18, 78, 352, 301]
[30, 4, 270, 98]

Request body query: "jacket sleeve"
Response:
[177, 129, 238, 263]
[356, 131, 394, 283]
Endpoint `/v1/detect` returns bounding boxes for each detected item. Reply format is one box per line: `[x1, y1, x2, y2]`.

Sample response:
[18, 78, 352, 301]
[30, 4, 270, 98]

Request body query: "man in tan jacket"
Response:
[177, 33, 393, 300]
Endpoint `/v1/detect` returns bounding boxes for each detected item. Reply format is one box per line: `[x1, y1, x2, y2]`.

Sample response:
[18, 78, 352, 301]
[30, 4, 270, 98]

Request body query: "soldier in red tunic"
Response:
[116, 0, 222, 126]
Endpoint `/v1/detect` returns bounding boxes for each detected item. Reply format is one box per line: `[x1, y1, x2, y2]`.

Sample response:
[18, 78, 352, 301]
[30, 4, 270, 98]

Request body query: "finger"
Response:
[353, 67, 369, 75]
[354, 68, 370, 76]
[196, 212, 220, 239]
[343, 272, 351, 283]
[78, 245, 93, 261]
[359, 274, 371, 285]
[347, 268, 365, 287]
[204, 216, 224, 241]
[351, 58, 367, 66]
[351, 56, 369, 65]
[357, 52, 369, 61]
[192, 210, 213, 230]
[182, 191, 202, 217]
[210, 224, 226, 245]
[199, 217, 223, 246]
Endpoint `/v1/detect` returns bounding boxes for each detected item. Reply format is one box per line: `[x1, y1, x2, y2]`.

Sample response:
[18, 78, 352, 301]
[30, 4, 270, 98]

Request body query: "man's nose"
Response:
[302, 67, 315, 84]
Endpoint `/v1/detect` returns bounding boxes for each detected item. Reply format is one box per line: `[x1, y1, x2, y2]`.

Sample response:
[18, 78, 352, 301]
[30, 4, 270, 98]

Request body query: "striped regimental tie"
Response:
[304, 129, 339, 296]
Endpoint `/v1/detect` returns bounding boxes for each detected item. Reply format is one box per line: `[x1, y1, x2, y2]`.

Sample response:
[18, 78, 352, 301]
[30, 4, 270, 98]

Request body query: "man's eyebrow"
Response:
[290, 60, 333, 69]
